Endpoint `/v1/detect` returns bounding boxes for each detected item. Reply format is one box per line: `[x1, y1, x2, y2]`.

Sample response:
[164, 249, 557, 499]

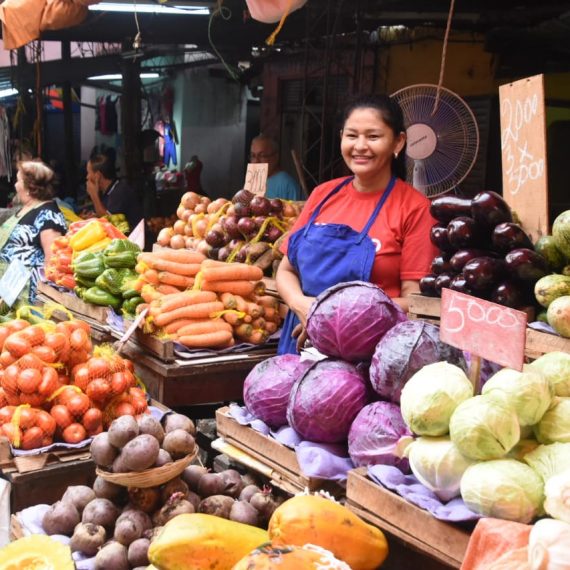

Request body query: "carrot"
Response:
[177, 330, 234, 348]
[163, 319, 198, 335]
[153, 290, 217, 314]
[135, 261, 147, 275]
[156, 283, 182, 295]
[232, 295, 248, 314]
[201, 259, 227, 268]
[141, 285, 161, 303]
[135, 303, 149, 315]
[256, 295, 279, 310]
[132, 277, 145, 293]
[251, 317, 266, 330]
[176, 320, 232, 336]
[222, 311, 243, 326]
[152, 249, 206, 264]
[139, 254, 202, 276]
[201, 280, 255, 297]
[158, 271, 194, 288]
[220, 292, 237, 310]
[246, 302, 263, 319]
[234, 323, 253, 338]
[144, 269, 160, 285]
[153, 301, 225, 327]
[262, 306, 277, 321]
[249, 330, 268, 344]
[201, 264, 263, 283]
[265, 321, 278, 334]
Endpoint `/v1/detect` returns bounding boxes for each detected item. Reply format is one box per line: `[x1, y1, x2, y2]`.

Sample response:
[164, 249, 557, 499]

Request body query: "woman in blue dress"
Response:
[0, 160, 67, 302]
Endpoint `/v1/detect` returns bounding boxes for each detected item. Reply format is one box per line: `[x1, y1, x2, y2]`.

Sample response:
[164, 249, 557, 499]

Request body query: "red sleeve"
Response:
[400, 195, 438, 280]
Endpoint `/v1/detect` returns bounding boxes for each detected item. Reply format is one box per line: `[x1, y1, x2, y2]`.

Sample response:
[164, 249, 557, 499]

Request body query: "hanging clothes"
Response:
[154, 120, 165, 160]
[162, 121, 177, 167]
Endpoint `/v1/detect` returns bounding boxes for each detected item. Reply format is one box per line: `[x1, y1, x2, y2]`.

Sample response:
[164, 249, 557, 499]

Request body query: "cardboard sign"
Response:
[0, 260, 31, 307]
[440, 288, 527, 371]
[243, 163, 269, 196]
[128, 218, 145, 250]
[499, 74, 548, 241]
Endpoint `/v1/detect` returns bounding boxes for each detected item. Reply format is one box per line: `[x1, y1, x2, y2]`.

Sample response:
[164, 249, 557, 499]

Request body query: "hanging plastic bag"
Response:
[245, 0, 307, 24]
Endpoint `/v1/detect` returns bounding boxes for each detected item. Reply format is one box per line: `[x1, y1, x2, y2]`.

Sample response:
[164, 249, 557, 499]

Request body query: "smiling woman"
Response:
[275, 94, 438, 355]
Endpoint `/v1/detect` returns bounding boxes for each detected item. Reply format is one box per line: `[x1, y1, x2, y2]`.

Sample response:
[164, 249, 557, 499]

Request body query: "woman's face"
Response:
[341, 107, 405, 181]
[15, 170, 28, 203]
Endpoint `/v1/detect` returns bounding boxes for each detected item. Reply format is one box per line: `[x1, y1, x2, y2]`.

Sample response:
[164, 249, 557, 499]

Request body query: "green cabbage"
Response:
[406, 437, 475, 502]
[482, 365, 553, 426]
[534, 398, 570, 444]
[529, 351, 570, 397]
[524, 442, 570, 483]
[400, 361, 473, 436]
[460, 459, 544, 523]
[449, 393, 520, 460]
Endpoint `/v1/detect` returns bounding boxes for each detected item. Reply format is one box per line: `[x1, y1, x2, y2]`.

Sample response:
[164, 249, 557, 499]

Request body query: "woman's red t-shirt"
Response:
[281, 177, 438, 297]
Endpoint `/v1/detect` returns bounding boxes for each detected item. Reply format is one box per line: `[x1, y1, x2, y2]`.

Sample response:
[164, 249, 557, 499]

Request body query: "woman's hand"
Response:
[292, 323, 309, 353]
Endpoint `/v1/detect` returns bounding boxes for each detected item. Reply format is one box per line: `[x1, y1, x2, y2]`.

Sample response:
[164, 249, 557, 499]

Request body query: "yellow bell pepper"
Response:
[69, 220, 108, 251]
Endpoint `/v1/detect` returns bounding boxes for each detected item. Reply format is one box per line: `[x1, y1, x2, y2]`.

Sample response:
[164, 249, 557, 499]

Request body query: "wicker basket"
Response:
[95, 448, 198, 488]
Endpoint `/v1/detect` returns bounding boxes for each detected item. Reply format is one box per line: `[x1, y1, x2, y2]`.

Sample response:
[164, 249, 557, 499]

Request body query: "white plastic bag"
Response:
[245, 0, 307, 24]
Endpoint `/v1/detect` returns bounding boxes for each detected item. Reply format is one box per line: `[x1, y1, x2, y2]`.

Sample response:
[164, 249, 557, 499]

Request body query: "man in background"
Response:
[250, 134, 303, 201]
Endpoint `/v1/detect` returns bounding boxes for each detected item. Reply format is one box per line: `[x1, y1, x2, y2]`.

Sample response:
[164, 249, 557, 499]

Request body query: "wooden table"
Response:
[120, 341, 276, 410]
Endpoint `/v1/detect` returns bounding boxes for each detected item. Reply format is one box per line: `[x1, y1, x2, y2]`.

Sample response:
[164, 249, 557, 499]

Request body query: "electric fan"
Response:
[391, 84, 479, 198]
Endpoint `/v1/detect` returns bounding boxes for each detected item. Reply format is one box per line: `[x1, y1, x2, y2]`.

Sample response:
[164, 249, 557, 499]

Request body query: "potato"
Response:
[239, 484, 261, 503]
[162, 429, 195, 460]
[61, 486, 96, 513]
[93, 476, 126, 503]
[137, 414, 165, 444]
[198, 495, 235, 519]
[70, 522, 106, 555]
[230, 500, 260, 526]
[186, 490, 201, 511]
[114, 515, 146, 546]
[108, 415, 139, 449]
[197, 473, 226, 497]
[95, 541, 129, 570]
[250, 492, 279, 521]
[42, 501, 80, 536]
[90, 432, 118, 468]
[219, 469, 245, 498]
[181, 465, 208, 492]
[153, 493, 195, 526]
[161, 478, 189, 503]
[163, 413, 196, 436]
[128, 487, 161, 514]
[128, 537, 150, 567]
[154, 449, 173, 467]
[121, 434, 160, 471]
[82, 498, 120, 530]
[112, 453, 130, 473]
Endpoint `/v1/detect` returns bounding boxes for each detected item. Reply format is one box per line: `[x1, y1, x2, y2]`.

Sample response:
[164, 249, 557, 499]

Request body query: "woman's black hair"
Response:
[342, 94, 407, 180]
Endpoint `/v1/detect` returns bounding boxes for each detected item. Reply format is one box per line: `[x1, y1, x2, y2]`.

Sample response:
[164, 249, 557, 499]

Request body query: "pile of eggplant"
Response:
[421, 191, 549, 309]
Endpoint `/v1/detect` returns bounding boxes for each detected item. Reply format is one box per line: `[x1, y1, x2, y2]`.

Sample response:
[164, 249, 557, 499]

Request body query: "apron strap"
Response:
[0, 214, 20, 252]
[356, 176, 397, 243]
[303, 177, 354, 237]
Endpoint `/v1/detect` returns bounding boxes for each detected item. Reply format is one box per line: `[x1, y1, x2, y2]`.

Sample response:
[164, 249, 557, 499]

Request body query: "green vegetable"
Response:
[103, 239, 141, 269]
[82, 286, 122, 310]
[529, 352, 570, 397]
[122, 296, 144, 315]
[523, 442, 570, 483]
[534, 397, 570, 444]
[482, 365, 553, 426]
[460, 459, 544, 523]
[400, 361, 473, 436]
[73, 252, 106, 279]
[95, 268, 124, 296]
[405, 436, 475, 502]
[449, 393, 520, 461]
[74, 276, 97, 289]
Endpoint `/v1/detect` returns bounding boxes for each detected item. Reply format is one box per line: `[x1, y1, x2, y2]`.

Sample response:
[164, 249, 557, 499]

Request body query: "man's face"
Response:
[86, 162, 101, 192]
[250, 139, 278, 176]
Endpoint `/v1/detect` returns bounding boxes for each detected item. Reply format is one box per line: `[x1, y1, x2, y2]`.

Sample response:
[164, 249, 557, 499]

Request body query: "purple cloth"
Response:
[368, 464, 481, 523]
[529, 321, 557, 335]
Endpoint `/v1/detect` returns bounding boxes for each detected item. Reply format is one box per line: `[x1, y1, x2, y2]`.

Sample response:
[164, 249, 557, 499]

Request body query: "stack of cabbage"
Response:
[400, 352, 570, 524]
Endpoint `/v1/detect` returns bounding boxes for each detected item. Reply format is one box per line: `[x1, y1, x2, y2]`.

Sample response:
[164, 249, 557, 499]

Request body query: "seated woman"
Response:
[0, 160, 67, 302]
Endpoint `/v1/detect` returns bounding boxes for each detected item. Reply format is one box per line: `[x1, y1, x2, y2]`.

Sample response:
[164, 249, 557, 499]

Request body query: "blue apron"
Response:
[277, 175, 397, 354]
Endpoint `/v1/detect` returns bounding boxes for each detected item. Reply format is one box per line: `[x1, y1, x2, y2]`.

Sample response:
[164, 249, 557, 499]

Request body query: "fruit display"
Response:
[421, 190, 549, 309]
[105, 213, 130, 235]
[532, 209, 570, 337]
[155, 190, 301, 274]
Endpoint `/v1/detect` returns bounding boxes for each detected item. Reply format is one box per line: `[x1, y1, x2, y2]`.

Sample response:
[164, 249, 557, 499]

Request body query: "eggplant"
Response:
[491, 280, 530, 309]
[449, 274, 473, 295]
[449, 249, 491, 273]
[419, 274, 438, 297]
[430, 196, 472, 224]
[447, 217, 485, 250]
[504, 248, 549, 282]
[492, 222, 533, 254]
[463, 256, 506, 291]
[431, 254, 454, 275]
[471, 191, 513, 228]
[430, 224, 455, 253]
[434, 273, 454, 296]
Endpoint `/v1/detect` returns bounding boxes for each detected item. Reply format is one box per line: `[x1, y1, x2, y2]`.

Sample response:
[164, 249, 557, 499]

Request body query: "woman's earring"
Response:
[394, 152, 399, 159]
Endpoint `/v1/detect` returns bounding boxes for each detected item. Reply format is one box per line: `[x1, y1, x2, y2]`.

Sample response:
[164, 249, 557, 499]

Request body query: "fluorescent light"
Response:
[88, 73, 160, 80]
[0, 88, 18, 98]
[89, 3, 209, 14]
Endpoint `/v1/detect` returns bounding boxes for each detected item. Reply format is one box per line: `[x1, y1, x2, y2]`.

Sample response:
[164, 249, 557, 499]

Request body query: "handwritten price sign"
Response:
[440, 289, 527, 371]
[499, 74, 548, 241]
[243, 163, 268, 196]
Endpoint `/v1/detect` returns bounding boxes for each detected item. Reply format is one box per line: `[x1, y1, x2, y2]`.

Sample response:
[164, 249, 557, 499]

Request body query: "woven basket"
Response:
[95, 448, 198, 488]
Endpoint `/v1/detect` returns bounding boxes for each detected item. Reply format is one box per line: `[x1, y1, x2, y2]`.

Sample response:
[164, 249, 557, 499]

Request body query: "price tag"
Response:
[440, 288, 527, 371]
[243, 163, 268, 196]
[499, 74, 548, 241]
[0, 260, 31, 307]
[128, 218, 145, 250]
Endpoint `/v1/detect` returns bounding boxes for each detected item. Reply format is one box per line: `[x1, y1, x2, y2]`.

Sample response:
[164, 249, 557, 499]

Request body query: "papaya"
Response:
[534, 274, 570, 308]
[552, 210, 570, 260]
[232, 544, 351, 569]
[0, 535, 74, 569]
[535, 235, 567, 272]
[547, 295, 570, 338]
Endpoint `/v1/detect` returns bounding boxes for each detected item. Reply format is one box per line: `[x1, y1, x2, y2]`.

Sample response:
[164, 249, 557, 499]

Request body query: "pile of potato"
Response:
[38, 411, 284, 569]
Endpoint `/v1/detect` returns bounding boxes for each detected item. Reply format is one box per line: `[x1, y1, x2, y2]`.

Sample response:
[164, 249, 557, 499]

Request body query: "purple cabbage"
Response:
[287, 359, 370, 443]
[243, 354, 313, 429]
[306, 281, 407, 362]
[348, 401, 412, 471]
[369, 320, 467, 404]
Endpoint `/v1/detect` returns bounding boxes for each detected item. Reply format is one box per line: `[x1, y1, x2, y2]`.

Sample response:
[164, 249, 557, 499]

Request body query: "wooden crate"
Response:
[346, 468, 471, 569]
[216, 407, 343, 495]
[132, 329, 175, 362]
[408, 293, 442, 324]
